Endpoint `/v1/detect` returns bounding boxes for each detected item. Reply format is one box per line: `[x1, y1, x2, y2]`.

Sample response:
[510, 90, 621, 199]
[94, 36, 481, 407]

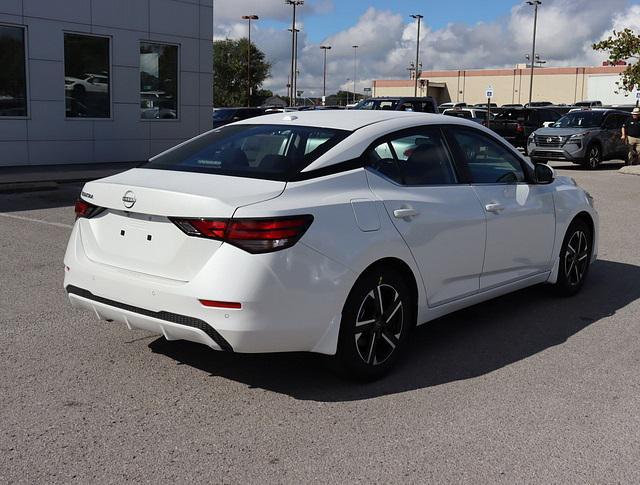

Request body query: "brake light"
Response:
[74, 199, 102, 219]
[170, 215, 314, 254]
[516, 123, 524, 133]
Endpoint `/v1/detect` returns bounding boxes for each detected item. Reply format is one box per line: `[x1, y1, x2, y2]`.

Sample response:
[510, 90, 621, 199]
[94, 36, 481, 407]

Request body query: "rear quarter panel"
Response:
[232, 169, 427, 317]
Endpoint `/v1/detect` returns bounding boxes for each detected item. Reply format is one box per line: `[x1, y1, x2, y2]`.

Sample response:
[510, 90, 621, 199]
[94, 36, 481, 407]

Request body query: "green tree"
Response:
[213, 38, 271, 107]
[593, 28, 640, 93]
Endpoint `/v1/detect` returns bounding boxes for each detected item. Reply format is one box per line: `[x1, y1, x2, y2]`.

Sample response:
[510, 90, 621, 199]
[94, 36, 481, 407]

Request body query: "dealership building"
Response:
[372, 65, 629, 107]
[0, 0, 213, 170]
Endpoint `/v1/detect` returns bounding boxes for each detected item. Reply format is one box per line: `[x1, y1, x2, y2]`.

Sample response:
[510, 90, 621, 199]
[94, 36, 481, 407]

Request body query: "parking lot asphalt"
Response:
[1, 161, 639, 484]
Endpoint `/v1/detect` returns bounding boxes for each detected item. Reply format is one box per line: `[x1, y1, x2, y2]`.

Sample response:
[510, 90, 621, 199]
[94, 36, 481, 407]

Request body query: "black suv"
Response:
[488, 107, 563, 152]
[352, 96, 438, 113]
[212, 107, 266, 128]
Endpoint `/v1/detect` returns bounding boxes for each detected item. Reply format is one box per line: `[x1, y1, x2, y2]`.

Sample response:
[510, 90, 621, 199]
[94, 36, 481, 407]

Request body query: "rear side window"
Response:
[450, 128, 526, 184]
[145, 124, 350, 181]
[367, 127, 458, 186]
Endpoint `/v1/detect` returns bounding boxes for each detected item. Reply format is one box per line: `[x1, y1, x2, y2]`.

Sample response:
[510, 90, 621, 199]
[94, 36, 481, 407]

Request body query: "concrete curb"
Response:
[619, 166, 640, 176]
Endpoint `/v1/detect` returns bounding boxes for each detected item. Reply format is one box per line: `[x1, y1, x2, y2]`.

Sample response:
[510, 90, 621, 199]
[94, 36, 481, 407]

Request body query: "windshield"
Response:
[144, 124, 350, 181]
[213, 109, 236, 120]
[553, 111, 604, 128]
[495, 109, 527, 121]
[353, 99, 399, 110]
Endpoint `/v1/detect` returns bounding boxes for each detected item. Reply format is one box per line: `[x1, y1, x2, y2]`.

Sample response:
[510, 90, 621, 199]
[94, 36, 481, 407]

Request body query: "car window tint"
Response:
[452, 129, 526, 184]
[367, 141, 402, 183]
[387, 129, 457, 185]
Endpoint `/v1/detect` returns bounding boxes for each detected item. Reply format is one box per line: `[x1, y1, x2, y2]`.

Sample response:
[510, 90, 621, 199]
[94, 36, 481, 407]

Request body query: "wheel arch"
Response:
[356, 257, 420, 326]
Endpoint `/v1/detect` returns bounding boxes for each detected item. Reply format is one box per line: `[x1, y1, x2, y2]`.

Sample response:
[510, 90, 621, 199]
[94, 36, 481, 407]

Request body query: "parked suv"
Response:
[528, 109, 629, 169]
[488, 107, 562, 152]
[353, 96, 438, 113]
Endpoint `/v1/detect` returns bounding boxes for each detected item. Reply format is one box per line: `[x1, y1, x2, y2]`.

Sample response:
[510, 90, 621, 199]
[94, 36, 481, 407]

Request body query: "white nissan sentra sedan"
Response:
[64, 111, 598, 379]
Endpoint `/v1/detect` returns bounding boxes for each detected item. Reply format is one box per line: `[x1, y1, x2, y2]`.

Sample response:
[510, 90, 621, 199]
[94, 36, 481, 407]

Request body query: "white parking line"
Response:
[0, 212, 73, 229]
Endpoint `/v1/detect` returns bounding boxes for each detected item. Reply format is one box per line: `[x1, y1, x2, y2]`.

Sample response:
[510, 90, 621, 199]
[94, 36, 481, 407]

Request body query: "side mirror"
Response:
[534, 163, 555, 184]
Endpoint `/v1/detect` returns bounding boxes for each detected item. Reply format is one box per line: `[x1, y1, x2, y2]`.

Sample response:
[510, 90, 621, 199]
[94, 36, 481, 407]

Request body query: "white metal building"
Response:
[0, 0, 213, 168]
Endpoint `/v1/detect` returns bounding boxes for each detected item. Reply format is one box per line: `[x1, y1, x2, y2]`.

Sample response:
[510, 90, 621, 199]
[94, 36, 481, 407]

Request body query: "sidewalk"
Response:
[0, 162, 140, 191]
[619, 165, 640, 176]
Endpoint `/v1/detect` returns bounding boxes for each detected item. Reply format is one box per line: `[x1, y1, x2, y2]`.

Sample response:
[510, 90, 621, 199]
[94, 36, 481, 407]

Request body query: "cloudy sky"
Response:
[213, 0, 640, 97]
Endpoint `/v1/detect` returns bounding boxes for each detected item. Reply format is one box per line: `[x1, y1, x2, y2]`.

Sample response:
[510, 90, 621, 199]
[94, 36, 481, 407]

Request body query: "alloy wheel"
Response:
[564, 230, 589, 286]
[353, 283, 404, 366]
[587, 146, 600, 169]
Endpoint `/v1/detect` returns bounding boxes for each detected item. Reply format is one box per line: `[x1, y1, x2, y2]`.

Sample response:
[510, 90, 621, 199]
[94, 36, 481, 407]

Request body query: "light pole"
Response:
[345, 78, 350, 105]
[241, 15, 258, 107]
[285, 0, 304, 106]
[352, 45, 358, 104]
[288, 27, 300, 105]
[410, 14, 423, 97]
[526, 1, 541, 106]
[320, 45, 331, 103]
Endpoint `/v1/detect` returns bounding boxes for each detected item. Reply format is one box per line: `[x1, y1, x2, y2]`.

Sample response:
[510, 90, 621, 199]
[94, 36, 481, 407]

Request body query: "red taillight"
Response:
[516, 123, 524, 133]
[199, 299, 242, 309]
[74, 199, 101, 219]
[170, 215, 314, 254]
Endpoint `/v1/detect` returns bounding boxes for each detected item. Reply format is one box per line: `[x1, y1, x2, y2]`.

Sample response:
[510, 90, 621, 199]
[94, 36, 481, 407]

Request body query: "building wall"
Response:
[372, 66, 628, 106]
[0, 0, 213, 167]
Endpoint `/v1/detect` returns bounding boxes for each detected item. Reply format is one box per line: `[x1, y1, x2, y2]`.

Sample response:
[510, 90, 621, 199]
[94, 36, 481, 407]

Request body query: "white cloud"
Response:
[213, 0, 640, 97]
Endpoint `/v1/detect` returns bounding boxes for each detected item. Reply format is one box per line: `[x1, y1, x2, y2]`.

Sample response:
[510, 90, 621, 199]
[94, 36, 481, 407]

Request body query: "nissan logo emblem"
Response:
[547, 137, 553, 143]
[122, 190, 136, 209]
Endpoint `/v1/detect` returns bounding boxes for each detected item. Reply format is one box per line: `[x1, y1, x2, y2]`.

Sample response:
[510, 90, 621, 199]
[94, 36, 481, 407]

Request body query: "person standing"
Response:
[621, 107, 640, 166]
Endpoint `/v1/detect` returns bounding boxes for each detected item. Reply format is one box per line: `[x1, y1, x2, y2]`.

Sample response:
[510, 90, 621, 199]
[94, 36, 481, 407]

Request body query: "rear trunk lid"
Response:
[78, 168, 285, 281]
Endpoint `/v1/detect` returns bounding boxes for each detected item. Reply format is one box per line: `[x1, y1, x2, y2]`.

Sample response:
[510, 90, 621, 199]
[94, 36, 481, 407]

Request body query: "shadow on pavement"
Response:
[149, 259, 640, 402]
[549, 161, 625, 171]
[0, 183, 81, 212]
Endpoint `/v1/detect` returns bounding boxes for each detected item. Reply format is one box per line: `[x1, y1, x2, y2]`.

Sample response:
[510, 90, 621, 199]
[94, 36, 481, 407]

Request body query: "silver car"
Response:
[528, 109, 629, 169]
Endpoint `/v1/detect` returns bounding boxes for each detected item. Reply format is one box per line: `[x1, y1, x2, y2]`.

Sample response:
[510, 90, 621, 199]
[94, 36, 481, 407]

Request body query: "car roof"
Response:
[231, 110, 446, 131]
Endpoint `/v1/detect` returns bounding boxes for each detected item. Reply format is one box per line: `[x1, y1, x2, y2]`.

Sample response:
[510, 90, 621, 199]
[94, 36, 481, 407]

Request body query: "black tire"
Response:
[553, 218, 592, 296]
[585, 143, 601, 170]
[335, 267, 415, 380]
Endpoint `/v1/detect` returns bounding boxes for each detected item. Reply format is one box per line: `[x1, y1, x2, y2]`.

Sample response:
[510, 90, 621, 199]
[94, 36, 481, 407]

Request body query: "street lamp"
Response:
[288, 27, 300, 106]
[241, 15, 259, 107]
[526, 1, 542, 105]
[285, 0, 304, 106]
[410, 14, 423, 97]
[352, 45, 359, 104]
[320, 45, 331, 103]
[345, 78, 350, 105]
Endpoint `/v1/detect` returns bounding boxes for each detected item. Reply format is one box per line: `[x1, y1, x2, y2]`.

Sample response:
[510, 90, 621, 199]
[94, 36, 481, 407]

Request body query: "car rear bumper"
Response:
[63, 222, 356, 355]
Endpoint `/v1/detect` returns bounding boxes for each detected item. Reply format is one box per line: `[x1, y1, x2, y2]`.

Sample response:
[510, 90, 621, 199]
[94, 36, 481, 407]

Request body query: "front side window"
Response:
[64, 33, 110, 118]
[140, 42, 178, 120]
[451, 129, 526, 184]
[144, 124, 349, 181]
[367, 127, 458, 186]
[0, 25, 27, 117]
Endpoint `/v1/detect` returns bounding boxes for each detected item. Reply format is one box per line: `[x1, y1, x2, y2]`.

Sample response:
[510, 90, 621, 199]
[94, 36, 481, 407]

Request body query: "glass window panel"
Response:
[452, 129, 526, 184]
[64, 33, 110, 118]
[140, 42, 178, 120]
[0, 25, 27, 117]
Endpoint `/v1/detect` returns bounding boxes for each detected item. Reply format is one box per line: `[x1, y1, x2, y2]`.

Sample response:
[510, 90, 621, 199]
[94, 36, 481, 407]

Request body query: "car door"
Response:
[446, 126, 556, 290]
[602, 113, 627, 157]
[365, 126, 487, 306]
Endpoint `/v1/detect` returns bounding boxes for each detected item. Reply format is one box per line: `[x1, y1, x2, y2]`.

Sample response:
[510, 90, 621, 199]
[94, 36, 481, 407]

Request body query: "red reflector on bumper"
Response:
[199, 299, 242, 309]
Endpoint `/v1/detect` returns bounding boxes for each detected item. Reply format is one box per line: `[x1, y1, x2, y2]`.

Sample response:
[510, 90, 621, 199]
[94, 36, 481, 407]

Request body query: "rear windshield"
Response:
[553, 111, 605, 128]
[213, 109, 235, 120]
[144, 124, 350, 181]
[354, 99, 399, 110]
[495, 109, 528, 121]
